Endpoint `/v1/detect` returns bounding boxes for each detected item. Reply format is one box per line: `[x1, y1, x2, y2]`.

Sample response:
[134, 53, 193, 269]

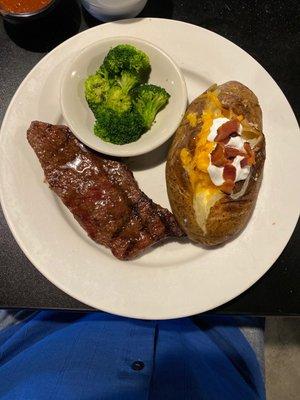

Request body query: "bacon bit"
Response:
[223, 164, 236, 182]
[211, 143, 246, 167]
[219, 137, 230, 145]
[221, 180, 235, 194]
[244, 142, 255, 161]
[240, 155, 255, 168]
[209, 126, 254, 194]
[215, 119, 241, 142]
[240, 158, 249, 168]
[240, 142, 256, 167]
[224, 147, 246, 159]
[210, 143, 228, 167]
[218, 164, 237, 194]
[244, 142, 251, 154]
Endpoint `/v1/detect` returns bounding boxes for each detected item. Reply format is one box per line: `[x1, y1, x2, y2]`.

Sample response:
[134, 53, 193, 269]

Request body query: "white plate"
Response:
[0, 18, 299, 319]
[60, 36, 187, 157]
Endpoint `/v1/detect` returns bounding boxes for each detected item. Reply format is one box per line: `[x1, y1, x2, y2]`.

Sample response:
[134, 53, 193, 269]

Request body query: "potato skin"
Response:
[166, 81, 266, 245]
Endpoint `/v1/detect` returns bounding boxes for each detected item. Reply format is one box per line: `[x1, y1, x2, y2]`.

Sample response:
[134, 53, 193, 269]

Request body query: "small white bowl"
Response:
[81, 0, 148, 22]
[60, 36, 187, 157]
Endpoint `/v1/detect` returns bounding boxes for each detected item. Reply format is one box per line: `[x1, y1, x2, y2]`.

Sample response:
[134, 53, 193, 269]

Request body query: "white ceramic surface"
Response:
[0, 19, 299, 319]
[81, 0, 148, 21]
[61, 36, 187, 157]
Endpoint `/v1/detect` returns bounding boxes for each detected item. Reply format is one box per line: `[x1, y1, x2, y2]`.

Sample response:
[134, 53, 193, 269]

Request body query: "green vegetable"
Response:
[103, 44, 150, 81]
[84, 44, 170, 145]
[96, 65, 116, 86]
[116, 71, 140, 94]
[133, 84, 170, 129]
[105, 86, 132, 113]
[94, 107, 145, 145]
[84, 73, 110, 112]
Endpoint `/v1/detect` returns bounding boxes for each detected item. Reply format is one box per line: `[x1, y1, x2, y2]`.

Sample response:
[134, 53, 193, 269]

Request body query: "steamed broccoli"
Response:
[103, 44, 151, 81]
[84, 44, 170, 145]
[116, 71, 140, 94]
[84, 65, 114, 112]
[133, 84, 170, 129]
[94, 107, 145, 144]
[84, 73, 110, 111]
[105, 86, 132, 113]
[96, 65, 115, 84]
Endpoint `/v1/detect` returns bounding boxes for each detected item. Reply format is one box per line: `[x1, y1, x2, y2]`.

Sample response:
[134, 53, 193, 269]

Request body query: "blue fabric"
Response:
[0, 311, 265, 400]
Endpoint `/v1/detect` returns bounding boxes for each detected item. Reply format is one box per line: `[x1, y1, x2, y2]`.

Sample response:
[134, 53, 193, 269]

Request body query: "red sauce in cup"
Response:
[0, 0, 52, 14]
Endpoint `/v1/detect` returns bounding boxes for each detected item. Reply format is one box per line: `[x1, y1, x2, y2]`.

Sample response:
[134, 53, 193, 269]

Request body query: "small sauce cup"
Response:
[0, 0, 57, 22]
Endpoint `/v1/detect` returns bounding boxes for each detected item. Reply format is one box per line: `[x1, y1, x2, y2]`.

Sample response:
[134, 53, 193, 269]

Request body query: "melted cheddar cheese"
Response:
[180, 90, 226, 231]
[180, 90, 250, 232]
[180, 90, 222, 192]
[186, 112, 198, 128]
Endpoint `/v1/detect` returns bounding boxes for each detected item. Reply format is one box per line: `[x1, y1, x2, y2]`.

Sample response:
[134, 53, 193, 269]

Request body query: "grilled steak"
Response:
[27, 121, 184, 260]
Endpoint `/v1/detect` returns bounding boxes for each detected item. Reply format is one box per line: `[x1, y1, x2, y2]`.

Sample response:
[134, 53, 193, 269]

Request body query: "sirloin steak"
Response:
[27, 122, 183, 260]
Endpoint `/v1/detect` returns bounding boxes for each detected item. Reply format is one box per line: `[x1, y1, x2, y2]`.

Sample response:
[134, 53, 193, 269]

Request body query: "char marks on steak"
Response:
[27, 122, 184, 260]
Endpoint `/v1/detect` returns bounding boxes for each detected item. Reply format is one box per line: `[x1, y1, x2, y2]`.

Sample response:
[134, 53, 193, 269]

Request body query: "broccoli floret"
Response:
[133, 84, 170, 129]
[116, 71, 140, 94]
[105, 86, 132, 113]
[94, 107, 145, 144]
[96, 65, 115, 85]
[103, 44, 151, 81]
[84, 71, 111, 112]
[85, 45, 170, 145]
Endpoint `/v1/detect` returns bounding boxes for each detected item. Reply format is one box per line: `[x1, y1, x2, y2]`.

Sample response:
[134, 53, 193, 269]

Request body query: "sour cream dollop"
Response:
[206, 118, 251, 187]
[207, 117, 230, 142]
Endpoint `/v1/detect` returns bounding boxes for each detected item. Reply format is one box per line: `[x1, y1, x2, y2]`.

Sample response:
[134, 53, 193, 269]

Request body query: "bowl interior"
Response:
[61, 37, 187, 157]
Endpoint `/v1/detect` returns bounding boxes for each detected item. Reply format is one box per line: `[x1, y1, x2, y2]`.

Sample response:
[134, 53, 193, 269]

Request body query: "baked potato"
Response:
[166, 81, 265, 245]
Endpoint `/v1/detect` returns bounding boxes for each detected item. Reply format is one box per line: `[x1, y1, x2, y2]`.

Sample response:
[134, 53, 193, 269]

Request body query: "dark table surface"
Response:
[0, 0, 299, 315]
